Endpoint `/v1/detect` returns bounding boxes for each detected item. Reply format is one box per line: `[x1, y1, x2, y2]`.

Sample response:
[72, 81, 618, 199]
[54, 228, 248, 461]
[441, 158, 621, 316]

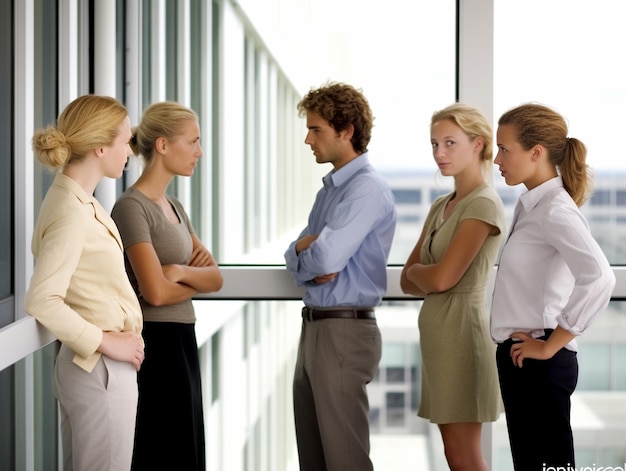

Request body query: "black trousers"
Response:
[496, 330, 578, 471]
[132, 322, 206, 471]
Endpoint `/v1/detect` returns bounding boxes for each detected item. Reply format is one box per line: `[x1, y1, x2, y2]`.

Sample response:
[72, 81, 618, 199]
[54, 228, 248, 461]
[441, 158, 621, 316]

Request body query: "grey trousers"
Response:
[293, 316, 382, 471]
[54, 343, 138, 471]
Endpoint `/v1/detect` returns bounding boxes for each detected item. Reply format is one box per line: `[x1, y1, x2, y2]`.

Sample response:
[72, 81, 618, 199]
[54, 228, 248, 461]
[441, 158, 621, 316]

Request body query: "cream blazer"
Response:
[25, 173, 142, 372]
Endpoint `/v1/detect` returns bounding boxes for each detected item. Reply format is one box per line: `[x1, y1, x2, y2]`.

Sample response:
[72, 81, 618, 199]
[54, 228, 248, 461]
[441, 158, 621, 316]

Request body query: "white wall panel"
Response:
[93, 0, 119, 212]
[220, 2, 246, 260]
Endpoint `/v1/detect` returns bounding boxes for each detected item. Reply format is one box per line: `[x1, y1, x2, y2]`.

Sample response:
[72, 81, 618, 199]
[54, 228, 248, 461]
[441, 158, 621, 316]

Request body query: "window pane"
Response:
[493, 301, 626, 470]
[616, 345, 626, 391]
[494, 0, 626, 264]
[0, 0, 12, 309]
[493, 3, 626, 468]
[34, 345, 59, 470]
[352, 2, 457, 265]
[0, 366, 14, 470]
[577, 343, 610, 390]
[33, 0, 58, 214]
[223, 1, 456, 265]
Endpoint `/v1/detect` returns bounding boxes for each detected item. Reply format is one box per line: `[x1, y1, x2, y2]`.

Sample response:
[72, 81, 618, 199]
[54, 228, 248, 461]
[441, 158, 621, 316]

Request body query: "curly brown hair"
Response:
[297, 82, 373, 154]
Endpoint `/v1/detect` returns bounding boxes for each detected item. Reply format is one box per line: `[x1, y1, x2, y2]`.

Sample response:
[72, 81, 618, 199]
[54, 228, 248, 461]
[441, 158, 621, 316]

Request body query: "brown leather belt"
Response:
[301, 307, 376, 321]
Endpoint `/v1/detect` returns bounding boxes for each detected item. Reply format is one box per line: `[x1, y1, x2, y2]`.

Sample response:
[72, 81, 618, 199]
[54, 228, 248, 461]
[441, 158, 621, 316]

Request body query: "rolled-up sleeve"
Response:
[545, 206, 616, 334]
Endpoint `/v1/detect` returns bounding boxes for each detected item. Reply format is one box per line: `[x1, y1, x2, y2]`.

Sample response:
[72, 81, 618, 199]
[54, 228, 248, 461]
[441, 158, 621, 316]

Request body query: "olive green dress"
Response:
[417, 183, 505, 424]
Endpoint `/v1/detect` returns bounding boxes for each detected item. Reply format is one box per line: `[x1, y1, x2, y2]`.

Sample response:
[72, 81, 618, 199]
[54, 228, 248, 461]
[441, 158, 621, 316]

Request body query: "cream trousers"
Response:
[54, 343, 138, 471]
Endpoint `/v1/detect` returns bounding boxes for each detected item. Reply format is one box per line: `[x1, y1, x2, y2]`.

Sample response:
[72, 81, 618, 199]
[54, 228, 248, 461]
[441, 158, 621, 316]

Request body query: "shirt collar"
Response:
[53, 172, 97, 204]
[322, 152, 369, 188]
[53, 172, 124, 250]
[519, 175, 563, 212]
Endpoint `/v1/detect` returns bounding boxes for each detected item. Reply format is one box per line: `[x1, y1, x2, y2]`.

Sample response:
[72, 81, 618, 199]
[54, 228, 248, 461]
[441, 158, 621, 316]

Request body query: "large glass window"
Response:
[215, 0, 457, 266]
[189, 0, 208, 239]
[0, 366, 14, 471]
[493, 2, 626, 468]
[493, 0, 626, 265]
[345, 2, 457, 266]
[33, 0, 58, 213]
[30, 1, 62, 468]
[140, 0, 152, 109]
[0, 0, 13, 329]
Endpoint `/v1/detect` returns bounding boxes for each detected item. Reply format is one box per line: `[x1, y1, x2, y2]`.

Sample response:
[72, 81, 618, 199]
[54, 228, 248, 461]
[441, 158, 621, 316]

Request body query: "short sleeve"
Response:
[460, 189, 506, 235]
[111, 195, 152, 248]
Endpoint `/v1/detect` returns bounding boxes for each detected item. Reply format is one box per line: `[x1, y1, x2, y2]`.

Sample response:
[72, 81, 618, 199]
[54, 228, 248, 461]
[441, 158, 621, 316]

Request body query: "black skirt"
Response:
[132, 322, 206, 471]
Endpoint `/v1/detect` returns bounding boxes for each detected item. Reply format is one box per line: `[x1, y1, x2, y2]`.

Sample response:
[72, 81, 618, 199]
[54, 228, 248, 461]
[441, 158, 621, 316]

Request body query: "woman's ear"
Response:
[155, 136, 167, 155]
[474, 136, 484, 152]
[530, 144, 544, 162]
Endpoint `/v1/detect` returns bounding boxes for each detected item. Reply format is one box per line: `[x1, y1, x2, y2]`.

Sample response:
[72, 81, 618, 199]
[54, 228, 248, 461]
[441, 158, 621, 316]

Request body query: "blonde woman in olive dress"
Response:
[400, 103, 505, 470]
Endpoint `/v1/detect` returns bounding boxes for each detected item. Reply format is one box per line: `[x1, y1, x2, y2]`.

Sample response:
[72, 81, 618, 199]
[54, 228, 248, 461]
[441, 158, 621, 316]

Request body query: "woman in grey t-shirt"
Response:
[112, 102, 223, 471]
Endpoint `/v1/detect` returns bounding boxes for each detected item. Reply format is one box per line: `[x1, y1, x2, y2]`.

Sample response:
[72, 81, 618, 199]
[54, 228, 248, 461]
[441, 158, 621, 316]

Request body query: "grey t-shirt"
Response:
[111, 187, 196, 323]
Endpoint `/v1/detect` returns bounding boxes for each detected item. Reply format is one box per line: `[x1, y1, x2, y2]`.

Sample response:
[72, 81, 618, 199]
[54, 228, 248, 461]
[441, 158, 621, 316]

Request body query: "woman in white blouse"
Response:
[491, 103, 615, 471]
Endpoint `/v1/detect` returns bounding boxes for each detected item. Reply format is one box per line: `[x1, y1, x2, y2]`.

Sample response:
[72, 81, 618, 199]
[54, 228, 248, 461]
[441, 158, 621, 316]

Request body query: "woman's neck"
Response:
[132, 166, 172, 201]
[62, 160, 103, 196]
[453, 170, 485, 201]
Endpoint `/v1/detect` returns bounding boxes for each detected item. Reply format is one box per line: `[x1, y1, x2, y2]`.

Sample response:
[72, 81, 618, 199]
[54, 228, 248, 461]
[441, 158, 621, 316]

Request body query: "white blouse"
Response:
[490, 176, 615, 351]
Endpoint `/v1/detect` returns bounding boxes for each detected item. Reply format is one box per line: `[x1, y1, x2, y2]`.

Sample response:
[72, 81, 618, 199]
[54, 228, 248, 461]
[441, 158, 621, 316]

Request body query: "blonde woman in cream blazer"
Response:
[24, 95, 144, 471]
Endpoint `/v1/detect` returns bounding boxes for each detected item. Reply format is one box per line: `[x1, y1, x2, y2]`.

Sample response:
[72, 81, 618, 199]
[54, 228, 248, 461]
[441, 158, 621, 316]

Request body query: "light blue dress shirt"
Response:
[285, 153, 397, 308]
